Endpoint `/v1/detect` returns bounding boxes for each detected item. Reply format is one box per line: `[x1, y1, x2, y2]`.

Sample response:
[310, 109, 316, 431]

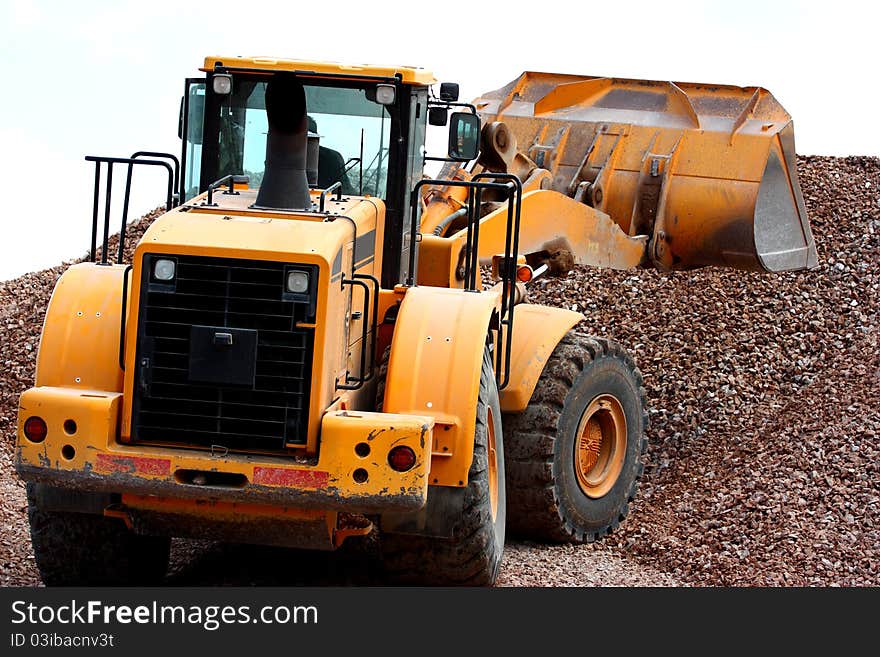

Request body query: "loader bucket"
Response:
[474, 72, 818, 272]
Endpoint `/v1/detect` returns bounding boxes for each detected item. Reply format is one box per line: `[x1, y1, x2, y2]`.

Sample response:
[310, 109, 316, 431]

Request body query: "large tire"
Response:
[503, 331, 648, 542]
[27, 484, 170, 586]
[380, 349, 506, 585]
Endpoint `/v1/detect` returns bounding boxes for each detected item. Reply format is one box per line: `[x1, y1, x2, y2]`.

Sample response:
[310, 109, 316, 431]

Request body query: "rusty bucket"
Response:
[475, 72, 818, 272]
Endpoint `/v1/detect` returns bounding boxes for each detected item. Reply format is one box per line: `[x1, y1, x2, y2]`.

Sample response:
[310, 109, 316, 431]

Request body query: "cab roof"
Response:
[202, 55, 436, 85]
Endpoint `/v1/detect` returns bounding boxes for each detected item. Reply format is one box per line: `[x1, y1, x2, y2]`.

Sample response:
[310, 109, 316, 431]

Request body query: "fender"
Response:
[383, 286, 496, 488]
[499, 304, 583, 413]
[35, 263, 129, 392]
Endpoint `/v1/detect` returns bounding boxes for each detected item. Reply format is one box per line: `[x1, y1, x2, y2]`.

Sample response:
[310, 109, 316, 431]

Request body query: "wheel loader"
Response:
[15, 56, 817, 586]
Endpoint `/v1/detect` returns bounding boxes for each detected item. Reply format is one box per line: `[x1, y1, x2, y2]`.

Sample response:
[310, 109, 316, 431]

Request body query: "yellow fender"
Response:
[35, 263, 129, 392]
[499, 304, 584, 413]
[383, 286, 496, 488]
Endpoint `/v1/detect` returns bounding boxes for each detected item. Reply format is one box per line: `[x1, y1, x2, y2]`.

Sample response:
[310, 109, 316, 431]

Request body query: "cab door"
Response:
[179, 77, 206, 201]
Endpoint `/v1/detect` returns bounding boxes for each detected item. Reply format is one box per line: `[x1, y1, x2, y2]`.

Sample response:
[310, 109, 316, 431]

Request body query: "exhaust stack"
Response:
[255, 73, 313, 211]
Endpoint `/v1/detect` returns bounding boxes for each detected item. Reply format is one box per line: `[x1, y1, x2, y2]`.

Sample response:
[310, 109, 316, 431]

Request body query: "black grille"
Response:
[131, 254, 316, 452]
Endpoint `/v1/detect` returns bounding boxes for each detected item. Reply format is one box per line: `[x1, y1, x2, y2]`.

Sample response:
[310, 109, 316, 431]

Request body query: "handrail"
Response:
[473, 172, 523, 390]
[408, 175, 522, 388]
[130, 151, 180, 201]
[85, 155, 175, 264]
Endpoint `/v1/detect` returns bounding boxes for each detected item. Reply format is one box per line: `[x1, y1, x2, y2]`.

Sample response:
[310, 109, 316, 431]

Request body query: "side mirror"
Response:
[448, 112, 480, 161]
[428, 107, 448, 126]
[439, 82, 460, 102]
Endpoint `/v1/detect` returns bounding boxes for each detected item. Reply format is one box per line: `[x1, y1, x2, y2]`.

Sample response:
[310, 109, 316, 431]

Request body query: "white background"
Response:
[0, 0, 874, 280]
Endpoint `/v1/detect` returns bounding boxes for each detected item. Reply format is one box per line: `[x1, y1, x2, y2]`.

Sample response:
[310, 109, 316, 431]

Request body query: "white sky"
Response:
[0, 0, 875, 281]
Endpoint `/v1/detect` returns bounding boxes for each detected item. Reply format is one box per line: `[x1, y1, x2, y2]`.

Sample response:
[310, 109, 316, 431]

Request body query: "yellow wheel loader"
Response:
[15, 57, 816, 586]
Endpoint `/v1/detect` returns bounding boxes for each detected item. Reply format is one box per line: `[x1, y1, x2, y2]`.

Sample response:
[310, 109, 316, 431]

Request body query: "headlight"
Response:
[375, 83, 396, 105]
[212, 73, 232, 95]
[154, 258, 176, 281]
[286, 270, 310, 294]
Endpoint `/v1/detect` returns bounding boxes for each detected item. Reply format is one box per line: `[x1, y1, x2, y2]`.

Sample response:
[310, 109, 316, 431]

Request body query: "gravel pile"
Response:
[0, 210, 161, 587]
[522, 155, 879, 586]
[1, 157, 877, 586]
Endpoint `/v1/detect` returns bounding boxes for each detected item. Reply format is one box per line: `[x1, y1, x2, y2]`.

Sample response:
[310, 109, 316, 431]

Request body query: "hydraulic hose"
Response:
[432, 207, 468, 237]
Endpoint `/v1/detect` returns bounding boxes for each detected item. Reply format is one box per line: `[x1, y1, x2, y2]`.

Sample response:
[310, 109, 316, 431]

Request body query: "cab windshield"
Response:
[215, 78, 392, 198]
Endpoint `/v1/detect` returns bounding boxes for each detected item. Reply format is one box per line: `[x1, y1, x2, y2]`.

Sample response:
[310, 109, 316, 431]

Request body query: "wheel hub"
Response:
[573, 394, 627, 499]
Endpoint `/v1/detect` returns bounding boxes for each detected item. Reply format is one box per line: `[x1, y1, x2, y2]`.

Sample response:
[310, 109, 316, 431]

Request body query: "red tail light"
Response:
[24, 416, 48, 443]
[388, 446, 416, 472]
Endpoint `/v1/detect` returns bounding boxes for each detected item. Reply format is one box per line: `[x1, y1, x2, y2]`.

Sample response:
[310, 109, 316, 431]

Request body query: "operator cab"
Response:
[179, 57, 479, 287]
[186, 72, 396, 203]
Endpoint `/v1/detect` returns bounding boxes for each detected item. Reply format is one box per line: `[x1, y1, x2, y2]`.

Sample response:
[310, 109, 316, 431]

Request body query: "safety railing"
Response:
[409, 175, 523, 389]
[85, 151, 179, 264]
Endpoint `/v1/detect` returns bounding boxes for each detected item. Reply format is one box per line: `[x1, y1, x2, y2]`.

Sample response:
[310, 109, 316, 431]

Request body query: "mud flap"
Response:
[28, 483, 115, 516]
[380, 485, 466, 538]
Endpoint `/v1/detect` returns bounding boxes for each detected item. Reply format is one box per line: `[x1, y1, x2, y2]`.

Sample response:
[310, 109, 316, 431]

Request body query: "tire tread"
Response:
[503, 328, 648, 542]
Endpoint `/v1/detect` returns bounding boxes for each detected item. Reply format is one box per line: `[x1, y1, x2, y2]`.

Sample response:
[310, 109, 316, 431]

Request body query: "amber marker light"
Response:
[516, 265, 534, 283]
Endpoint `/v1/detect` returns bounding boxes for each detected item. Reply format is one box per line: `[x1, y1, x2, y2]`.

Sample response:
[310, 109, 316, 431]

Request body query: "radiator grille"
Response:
[131, 254, 315, 452]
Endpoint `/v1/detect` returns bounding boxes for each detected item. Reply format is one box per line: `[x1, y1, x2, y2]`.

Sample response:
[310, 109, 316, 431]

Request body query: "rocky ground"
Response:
[1, 156, 877, 586]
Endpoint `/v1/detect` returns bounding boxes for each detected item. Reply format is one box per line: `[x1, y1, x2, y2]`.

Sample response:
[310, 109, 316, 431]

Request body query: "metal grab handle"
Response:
[354, 273, 379, 383]
[118, 265, 133, 371]
[319, 181, 343, 212]
[337, 278, 371, 391]
[204, 174, 249, 206]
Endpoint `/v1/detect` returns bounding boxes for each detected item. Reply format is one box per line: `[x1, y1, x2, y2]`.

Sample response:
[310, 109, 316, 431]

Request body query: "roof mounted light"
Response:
[375, 84, 396, 106]
[212, 73, 232, 96]
[439, 82, 460, 102]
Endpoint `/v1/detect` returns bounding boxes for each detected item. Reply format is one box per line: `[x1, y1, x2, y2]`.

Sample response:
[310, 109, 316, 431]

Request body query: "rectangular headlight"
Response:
[286, 270, 310, 294]
[375, 84, 396, 105]
[212, 73, 232, 95]
[154, 258, 176, 281]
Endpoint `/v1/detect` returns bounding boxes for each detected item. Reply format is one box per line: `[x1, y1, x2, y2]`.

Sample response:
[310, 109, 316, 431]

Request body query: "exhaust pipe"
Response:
[254, 73, 313, 211]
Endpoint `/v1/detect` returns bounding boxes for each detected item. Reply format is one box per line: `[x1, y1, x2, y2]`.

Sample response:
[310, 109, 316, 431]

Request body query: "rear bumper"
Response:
[16, 386, 433, 514]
